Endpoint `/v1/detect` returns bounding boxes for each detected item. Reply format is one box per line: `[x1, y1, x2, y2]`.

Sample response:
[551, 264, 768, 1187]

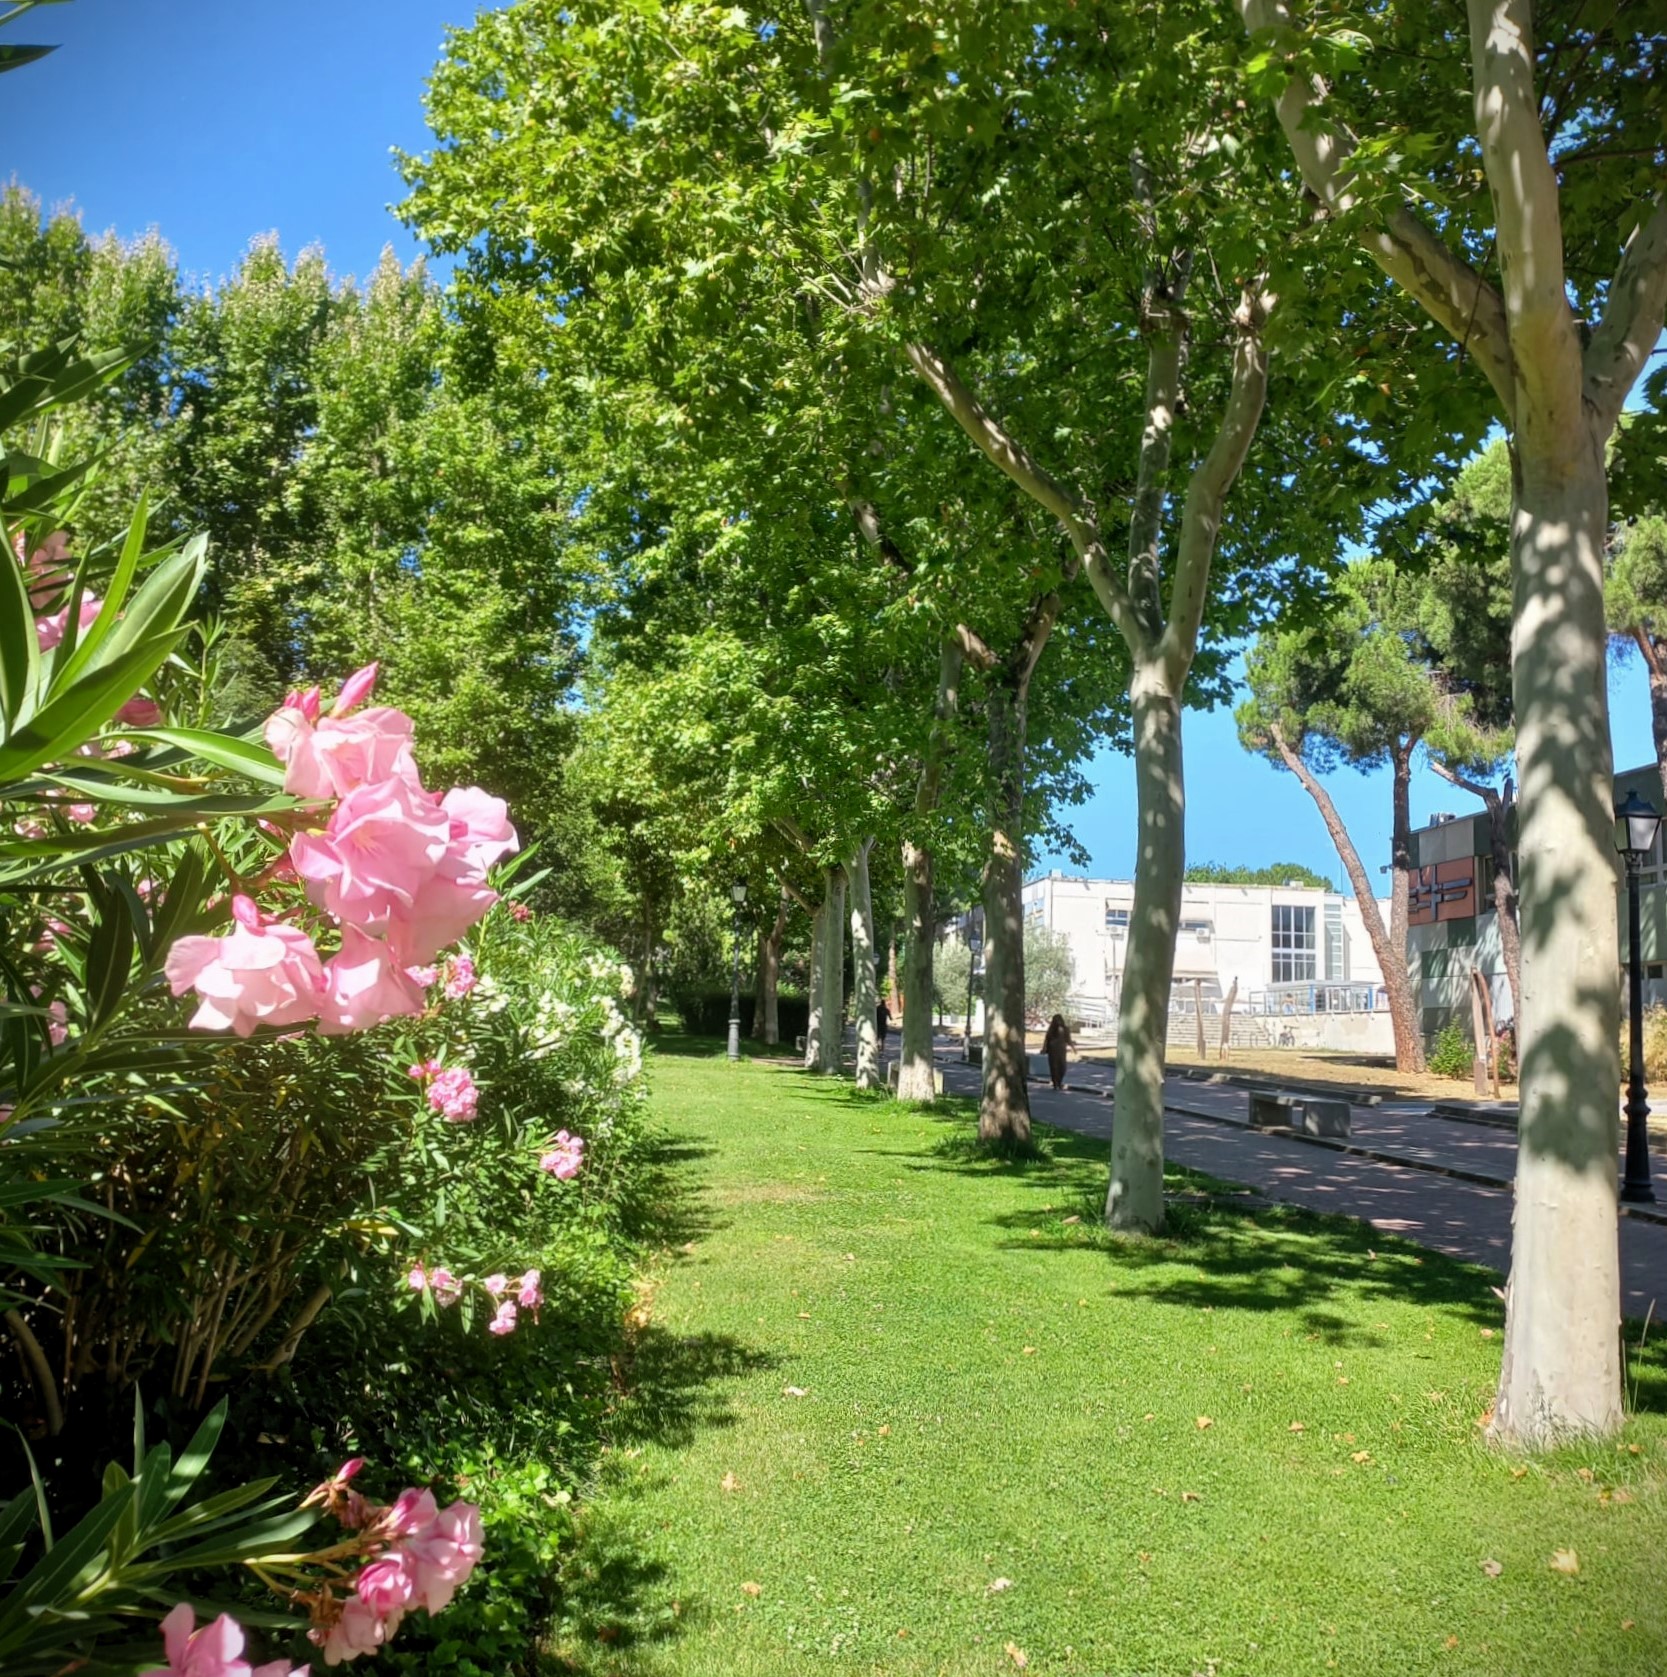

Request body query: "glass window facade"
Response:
[1271, 904, 1317, 983]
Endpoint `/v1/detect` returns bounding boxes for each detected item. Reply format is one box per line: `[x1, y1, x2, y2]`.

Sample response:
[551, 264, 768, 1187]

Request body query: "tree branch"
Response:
[1159, 289, 1275, 681]
[1583, 195, 1667, 437]
[954, 622, 1000, 671]
[1235, 0, 1516, 411]
[1127, 326, 1185, 642]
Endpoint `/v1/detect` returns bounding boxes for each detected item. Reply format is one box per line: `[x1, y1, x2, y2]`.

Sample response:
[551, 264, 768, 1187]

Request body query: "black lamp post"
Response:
[727, 879, 748, 1063]
[963, 918, 983, 1064]
[1616, 790, 1660, 1204]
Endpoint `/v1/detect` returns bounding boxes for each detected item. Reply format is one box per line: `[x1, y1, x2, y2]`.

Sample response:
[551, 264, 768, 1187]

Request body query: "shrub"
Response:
[1427, 1022, 1475, 1079]
[671, 987, 809, 1041]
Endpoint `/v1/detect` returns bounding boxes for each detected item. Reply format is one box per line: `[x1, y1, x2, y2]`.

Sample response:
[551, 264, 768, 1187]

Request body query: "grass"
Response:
[549, 1035, 1667, 1676]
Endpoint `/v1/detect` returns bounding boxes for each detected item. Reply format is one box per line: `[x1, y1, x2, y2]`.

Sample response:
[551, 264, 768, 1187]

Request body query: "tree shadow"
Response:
[608, 1324, 780, 1453]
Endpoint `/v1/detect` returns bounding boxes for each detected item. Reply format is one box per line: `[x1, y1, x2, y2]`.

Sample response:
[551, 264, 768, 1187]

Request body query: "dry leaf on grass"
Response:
[797, 1311, 812, 1319]
[783, 1386, 809, 1398]
[1005, 1642, 1029, 1669]
[1063, 1214, 1081, 1225]
[987, 1578, 1014, 1594]
[1480, 1560, 1503, 1578]
[740, 1581, 762, 1597]
[1289, 1421, 1306, 1433]
[1180, 1490, 1202, 1503]
[1350, 1451, 1372, 1465]
[878, 1424, 891, 1437]
[1550, 1549, 1580, 1575]
[1196, 1416, 1213, 1430]
[720, 1472, 740, 1493]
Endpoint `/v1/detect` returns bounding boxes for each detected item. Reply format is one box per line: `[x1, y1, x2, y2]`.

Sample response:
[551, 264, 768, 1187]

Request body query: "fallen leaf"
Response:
[1336, 1375, 1350, 1385]
[1445, 1635, 1460, 1649]
[1510, 1466, 1528, 1480]
[878, 1424, 891, 1437]
[1289, 1421, 1306, 1433]
[1481, 1327, 1495, 1338]
[1622, 1619, 1635, 1631]
[1611, 1488, 1634, 1505]
[1351, 1451, 1372, 1464]
[1576, 1467, 1594, 1483]
[720, 1472, 740, 1493]
[797, 1311, 812, 1319]
[1367, 1249, 1378, 1261]
[1023, 1346, 1037, 1356]
[1143, 1412, 1156, 1422]
[783, 1386, 809, 1398]
[1180, 1490, 1202, 1503]
[740, 1581, 761, 1597]
[1196, 1416, 1214, 1430]
[1480, 1560, 1503, 1578]
[1550, 1549, 1580, 1575]
[987, 1578, 1014, 1594]
[1005, 1642, 1029, 1669]
[1063, 1214, 1082, 1225]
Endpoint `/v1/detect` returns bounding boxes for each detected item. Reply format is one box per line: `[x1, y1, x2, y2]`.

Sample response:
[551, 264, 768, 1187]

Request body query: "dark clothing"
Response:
[1042, 1020, 1073, 1089]
[876, 1003, 891, 1048]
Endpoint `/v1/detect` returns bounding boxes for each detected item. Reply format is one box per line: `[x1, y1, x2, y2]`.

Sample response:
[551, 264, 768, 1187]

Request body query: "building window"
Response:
[1024, 896, 1044, 921]
[1324, 900, 1346, 981]
[1105, 904, 1130, 933]
[1271, 904, 1317, 983]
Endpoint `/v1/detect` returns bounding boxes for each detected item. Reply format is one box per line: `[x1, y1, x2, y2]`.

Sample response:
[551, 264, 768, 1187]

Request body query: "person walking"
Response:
[876, 998, 891, 1053]
[1042, 1013, 1073, 1090]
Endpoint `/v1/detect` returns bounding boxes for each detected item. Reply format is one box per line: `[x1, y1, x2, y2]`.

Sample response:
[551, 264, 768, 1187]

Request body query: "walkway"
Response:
[933, 1053, 1667, 1319]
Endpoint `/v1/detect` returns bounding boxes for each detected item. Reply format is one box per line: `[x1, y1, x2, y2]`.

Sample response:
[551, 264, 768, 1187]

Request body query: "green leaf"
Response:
[119, 727, 285, 787]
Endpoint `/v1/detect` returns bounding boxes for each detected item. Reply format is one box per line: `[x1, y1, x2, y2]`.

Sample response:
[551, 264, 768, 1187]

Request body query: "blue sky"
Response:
[5, 1, 1659, 895]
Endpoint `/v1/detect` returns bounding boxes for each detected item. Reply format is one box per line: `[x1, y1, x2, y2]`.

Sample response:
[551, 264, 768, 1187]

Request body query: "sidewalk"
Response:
[932, 1054, 1667, 1319]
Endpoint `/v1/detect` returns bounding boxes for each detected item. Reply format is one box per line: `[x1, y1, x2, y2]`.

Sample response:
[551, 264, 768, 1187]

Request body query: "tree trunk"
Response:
[641, 894, 659, 1031]
[1388, 741, 1428, 1073]
[848, 839, 881, 1089]
[753, 890, 788, 1044]
[899, 638, 964, 1103]
[1270, 724, 1425, 1072]
[818, 865, 846, 1075]
[804, 898, 826, 1072]
[887, 932, 899, 1017]
[1493, 433, 1623, 1444]
[1106, 660, 1183, 1229]
[978, 669, 1032, 1145]
[1644, 634, 1667, 812]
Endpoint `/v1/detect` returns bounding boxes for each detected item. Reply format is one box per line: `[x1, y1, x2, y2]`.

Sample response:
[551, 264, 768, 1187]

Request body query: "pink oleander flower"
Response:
[482, 1273, 508, 1297]
[407, 1057, 443, 1080]
[13, 818, 46, 840]
[407, 1264, 427, 1292]
[488, 1299, 518, 1336]
[313, 1593, 399, 1667]
[380, 1487, 438, 1541]
[400, 1500, 485, 1614]
[516, 1269, 543, 1311]
[427, 1065, 478, 1122]
[318, 926, 426, 1034]
[35, 591, 101, 652]
[540, 1130, 585, 1180]
[114, 695, 164, 727]
[64, 801, 97, 825]
[442, 955, 476, 1000]
[47, 999, 68, 1046]
[355, 1553, 416, 1619]
[430, 1266, 462, 1305]
[511, 901, 531, 922]
[291, 776, 451, 934]
[406, 964, 438, 989]
[17, 528, 71, 606]
[164, 897, 324, 1037]
[332, 662, 379, 716]
[440, 787, 519, 872]
[305, 1457, 371, 1528]
[142, 1603, 305, 1677]
[266, 694, 420, 802]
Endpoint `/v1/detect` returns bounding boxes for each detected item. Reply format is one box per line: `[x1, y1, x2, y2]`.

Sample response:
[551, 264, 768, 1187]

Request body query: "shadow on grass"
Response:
[609, 1324, 780, 1452]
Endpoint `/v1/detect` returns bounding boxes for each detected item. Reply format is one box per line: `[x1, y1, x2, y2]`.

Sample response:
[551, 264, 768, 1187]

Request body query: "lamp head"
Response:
[730, 880, 748, 905]
[1615, 789, 1662, 862]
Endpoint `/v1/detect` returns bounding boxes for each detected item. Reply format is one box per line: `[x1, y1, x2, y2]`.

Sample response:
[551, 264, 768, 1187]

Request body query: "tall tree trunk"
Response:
[1494, 434, 1623, 1443]
[1389, 741, 1427, 1072]
[752, 890, 788, 1044]
[1106, 659, 1182, 1227]
[848, 839, 881, 1089]
[640, 893, 659, 1031]
[1640, 630, 1667, 812]
[1271, 725, 1424, 1071]
[899, 638, 964, 1102]
[978, 666, 1032, 1145]
[886, 932, 899, 1016]
[804, 897, 826, 1072]
[818, 865, 846, 1075]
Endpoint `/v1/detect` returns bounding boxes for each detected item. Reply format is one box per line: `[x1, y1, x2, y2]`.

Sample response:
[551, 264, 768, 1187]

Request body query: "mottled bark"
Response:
[752, 890, 789, 1044]
[849, 839, 881, 1089]
[818, 865, 846, 1075]
[899, 639, 964, 1102]
[804, 898, 826, 1072]
[978, 671, 1031, 1145]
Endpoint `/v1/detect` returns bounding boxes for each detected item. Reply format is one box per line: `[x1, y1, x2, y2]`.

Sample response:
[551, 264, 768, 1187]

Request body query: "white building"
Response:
[1021, 872, 1395, 1053]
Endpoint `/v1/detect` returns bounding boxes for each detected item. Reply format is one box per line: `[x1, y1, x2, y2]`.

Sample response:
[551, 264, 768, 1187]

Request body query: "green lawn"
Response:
[550, 1038, 1667, 1676]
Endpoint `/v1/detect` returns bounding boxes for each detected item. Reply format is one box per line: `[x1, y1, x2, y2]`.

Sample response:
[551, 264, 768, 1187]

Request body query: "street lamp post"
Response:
[727, 879, 748, 1063]
[1615, 790, 1660, 1204]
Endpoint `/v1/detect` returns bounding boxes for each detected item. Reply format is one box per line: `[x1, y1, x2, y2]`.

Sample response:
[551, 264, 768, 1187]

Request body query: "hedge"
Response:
[671, 989, 811, 1041]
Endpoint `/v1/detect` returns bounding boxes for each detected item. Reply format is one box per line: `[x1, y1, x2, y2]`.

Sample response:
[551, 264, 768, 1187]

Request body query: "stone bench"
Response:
[1248, 1088, 1351, 1139]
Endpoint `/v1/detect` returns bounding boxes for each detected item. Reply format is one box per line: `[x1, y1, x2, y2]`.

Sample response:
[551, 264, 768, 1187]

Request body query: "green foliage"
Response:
[671, 989, 810, 1043]
[1022, 921, 1074, 1024]
[1428, 1022, 1475, 1080]
[1185, 861, 1335, 891]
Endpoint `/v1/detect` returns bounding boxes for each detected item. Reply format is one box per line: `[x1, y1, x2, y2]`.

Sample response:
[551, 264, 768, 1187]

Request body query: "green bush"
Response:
[671, 987, 810, 1041]
[1428, 1021, 1475, 1079]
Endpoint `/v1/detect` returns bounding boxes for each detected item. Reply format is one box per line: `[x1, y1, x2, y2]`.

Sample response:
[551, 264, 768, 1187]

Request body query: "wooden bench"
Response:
[1248, 1088, 1351, 1139]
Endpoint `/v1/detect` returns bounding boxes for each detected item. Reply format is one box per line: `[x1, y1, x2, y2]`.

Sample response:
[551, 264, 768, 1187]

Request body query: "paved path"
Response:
[931, 1053, 1667, 1319]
